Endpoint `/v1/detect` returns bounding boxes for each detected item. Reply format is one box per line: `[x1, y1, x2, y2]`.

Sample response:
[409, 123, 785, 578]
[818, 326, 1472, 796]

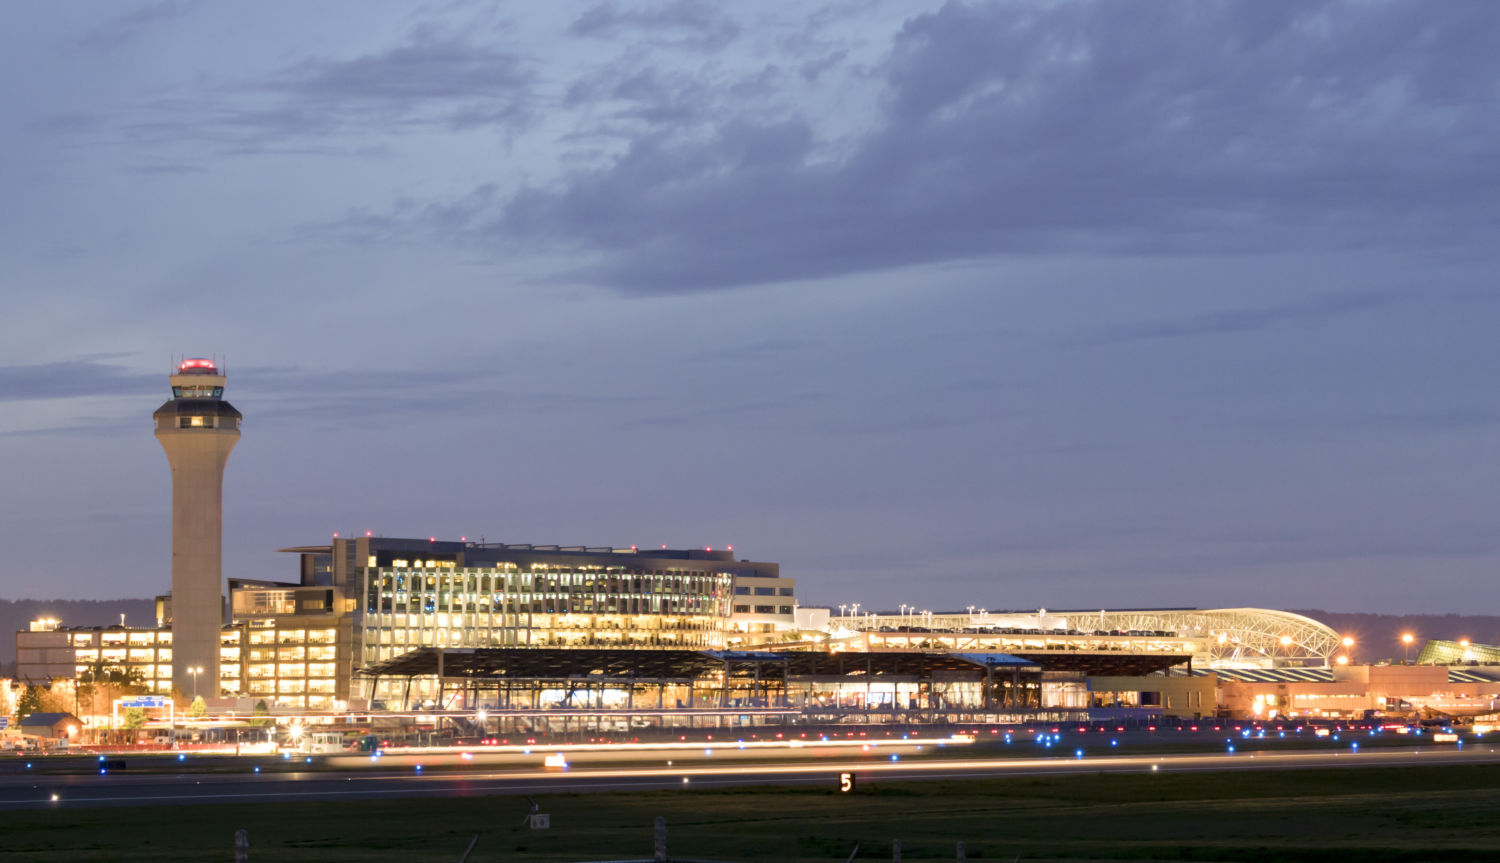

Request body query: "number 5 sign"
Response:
[838, 772, 856, 793]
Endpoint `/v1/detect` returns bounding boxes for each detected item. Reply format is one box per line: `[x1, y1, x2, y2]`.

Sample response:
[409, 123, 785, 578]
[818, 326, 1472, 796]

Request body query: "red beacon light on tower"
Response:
[178, 358, 218, 372]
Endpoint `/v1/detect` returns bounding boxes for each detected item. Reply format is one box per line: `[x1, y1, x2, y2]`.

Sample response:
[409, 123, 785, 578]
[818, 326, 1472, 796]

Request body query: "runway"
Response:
[2, 744, 1496, 811]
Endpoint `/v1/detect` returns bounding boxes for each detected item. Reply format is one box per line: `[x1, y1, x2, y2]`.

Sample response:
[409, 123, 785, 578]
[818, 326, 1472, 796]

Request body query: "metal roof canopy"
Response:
[359, 648, 1040, 681]
[1011, 651, 1191, 676]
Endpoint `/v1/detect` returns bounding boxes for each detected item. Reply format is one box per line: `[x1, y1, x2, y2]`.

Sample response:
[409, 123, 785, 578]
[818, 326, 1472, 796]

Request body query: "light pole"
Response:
[188, 666, 204, 700]
[1401, 633, 1414, 664]
[838, 604, 847, 618]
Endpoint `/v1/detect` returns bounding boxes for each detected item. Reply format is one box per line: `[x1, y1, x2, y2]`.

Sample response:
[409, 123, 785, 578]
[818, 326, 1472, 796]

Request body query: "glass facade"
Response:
[223, 624, 340, 709]
[360, 562, 733, 663]
[67, 629, 175, 694]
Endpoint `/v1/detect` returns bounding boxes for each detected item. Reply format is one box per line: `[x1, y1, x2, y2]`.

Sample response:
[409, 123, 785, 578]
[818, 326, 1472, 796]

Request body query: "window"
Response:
[734, 605, 750, 614]
[778, 588, 795, 596]
[754, 605, 775, 614]
[734, 586, 750, 595]
[753, 587, 775, 596]
[779, 606, 793, 614]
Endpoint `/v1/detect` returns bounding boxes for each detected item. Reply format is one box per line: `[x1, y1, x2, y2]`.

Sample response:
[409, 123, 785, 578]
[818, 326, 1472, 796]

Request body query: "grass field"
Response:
[3, 764, 1500, 862]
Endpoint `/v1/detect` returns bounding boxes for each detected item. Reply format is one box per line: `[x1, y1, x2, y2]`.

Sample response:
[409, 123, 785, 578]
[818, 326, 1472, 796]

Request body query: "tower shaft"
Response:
[154, 359, 241, 699]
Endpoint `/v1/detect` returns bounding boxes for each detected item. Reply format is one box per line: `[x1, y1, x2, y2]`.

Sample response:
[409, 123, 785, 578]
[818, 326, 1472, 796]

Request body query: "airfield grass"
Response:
[3, 764, 1500, 862]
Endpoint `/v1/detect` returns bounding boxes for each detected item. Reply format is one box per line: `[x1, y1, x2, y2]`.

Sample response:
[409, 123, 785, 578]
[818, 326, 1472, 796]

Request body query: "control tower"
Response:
[153, 358, 241, 698]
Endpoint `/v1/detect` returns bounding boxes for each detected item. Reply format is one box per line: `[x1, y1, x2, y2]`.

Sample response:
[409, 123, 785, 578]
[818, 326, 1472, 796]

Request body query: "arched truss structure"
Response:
[1088, 608, 1343, 668]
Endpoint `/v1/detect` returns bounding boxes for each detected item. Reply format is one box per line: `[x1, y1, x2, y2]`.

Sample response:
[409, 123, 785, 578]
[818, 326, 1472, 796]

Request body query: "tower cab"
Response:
[154, 358, 241, 432]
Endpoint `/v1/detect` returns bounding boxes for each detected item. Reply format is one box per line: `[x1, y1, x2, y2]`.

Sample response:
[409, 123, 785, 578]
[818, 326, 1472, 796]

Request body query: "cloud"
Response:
[376, 0, 1500, 294]
[1088, 291, 1393, 345]
[263, 32, 533, 130]
[686, 337, 819, 363]
[564, 63, 716, 127]
[85, 26, 537, 157]
[229, 363, 660, 428]
[0, 358, 160, 402]
[569, 1, 742, 52]
[74, 0, 189, 51]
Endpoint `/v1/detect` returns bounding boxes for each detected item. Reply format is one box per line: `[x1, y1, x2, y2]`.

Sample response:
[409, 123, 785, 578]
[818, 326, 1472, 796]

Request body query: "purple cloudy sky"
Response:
[2, 1, 1497, 614]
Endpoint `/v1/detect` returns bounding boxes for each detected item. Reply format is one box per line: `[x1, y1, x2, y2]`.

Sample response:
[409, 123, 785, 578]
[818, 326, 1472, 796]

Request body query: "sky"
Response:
[2, 1, 1497, 615]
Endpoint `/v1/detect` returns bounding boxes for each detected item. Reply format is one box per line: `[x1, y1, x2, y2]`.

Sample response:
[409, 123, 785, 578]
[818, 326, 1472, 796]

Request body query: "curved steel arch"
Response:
[1086, 608, 1343, 668]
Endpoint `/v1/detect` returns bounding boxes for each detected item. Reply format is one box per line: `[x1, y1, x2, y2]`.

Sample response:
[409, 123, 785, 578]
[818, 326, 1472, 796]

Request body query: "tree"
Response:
[77, 662, 145, 721]
[122, 707, 146, 730]
[187, 696, 207, 718]
[249, 699, 272, 727]
[13, 680, 73, 721]
[14, 684, 42, 722]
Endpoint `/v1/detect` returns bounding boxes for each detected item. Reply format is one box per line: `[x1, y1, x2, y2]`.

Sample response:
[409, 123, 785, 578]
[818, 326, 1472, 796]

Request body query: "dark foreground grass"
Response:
[3, 765, 1500, 862]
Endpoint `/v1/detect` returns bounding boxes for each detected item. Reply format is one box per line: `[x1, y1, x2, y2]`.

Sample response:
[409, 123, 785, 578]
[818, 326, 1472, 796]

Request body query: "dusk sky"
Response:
[2, 1, 1497, 615]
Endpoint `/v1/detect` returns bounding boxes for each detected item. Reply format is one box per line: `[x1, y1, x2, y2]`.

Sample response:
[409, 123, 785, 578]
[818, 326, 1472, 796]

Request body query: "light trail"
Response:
[6, 745, 1497, 810]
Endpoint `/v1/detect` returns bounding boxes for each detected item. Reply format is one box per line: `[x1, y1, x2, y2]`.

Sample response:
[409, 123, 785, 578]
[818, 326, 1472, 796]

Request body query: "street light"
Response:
[1401, 633, 1415, 664]
[187, 666, 204, 700]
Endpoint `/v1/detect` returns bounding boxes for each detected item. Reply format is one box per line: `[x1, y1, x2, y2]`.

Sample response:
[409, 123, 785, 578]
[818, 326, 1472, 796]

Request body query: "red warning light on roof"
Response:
[365, 530, 372, 537]
[178, 358, 217, 372]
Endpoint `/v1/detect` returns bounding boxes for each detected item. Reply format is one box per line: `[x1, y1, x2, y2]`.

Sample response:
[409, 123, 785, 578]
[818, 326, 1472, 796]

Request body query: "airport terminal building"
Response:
[15, 357, 1500, 731]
